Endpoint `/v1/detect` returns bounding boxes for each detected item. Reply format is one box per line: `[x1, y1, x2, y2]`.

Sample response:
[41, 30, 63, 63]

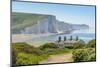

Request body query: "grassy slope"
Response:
[12, 40, 96, 65]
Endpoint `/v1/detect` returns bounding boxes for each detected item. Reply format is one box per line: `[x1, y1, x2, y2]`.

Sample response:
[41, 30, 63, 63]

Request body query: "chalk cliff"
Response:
[12, 12, 89, 34]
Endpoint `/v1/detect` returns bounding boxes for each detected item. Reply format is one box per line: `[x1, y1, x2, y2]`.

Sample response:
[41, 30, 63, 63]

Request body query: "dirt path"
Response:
[39, 53, 73, 64]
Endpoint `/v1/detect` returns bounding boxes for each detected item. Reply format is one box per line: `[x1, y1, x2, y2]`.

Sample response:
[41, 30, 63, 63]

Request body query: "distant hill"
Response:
[12, 12, 89, 34]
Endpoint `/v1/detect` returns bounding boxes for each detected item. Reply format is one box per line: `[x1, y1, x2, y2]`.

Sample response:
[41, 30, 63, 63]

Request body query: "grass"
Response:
[43, 48, 72, 55]
[72, 48, 96, 62]
[16, 52, 49, 65]
[12, 43, 72, 65]
[12, 39, 96, 66]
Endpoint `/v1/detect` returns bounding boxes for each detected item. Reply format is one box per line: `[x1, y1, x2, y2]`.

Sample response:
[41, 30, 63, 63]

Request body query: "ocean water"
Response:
[27, 30, 95, 45]
[51, 33, 95, 42]
[51, 28, 95, 43]
[12, 28, 95, 46]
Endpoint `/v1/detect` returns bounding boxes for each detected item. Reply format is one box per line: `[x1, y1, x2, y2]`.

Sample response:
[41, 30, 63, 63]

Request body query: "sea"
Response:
[25, 28, 95, 46]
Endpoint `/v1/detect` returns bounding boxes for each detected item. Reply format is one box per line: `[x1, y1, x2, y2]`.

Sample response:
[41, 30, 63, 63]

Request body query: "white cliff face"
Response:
[56, 21, 73, 32]
[47, 15, 57, 33]
[71, 24, 89, 30]
[12, 13, 89, 34]
[20, 19, 48, 34]
[20, 15, 57, 34]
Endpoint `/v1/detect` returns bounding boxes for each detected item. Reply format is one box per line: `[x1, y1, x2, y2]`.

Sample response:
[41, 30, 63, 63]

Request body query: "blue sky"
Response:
[12, 1, 96, 33]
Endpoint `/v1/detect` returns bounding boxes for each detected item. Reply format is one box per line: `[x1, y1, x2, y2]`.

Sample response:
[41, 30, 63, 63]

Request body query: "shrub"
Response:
[12, 42, 35, 53]
[16, 52, 49, 65]
[87, 39, 96, 48]
[12, 48, 18, 66]
[72, 48, 96, 62]
[64, 46, 73, 49]
[72, 49, 88, 62]
[88, 53, 96, 61]
[73, 42, 85, 49]
[12, 42, 44, 55]
[39, 43, 58, 50]
[12, 42, 47, 65]
[16, 52, 38, 65]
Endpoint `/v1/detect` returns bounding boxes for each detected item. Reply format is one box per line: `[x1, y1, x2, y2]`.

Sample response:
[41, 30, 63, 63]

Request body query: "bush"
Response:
[73, 42, 85, 49]
[12, 42, 48, 65]
[39, 43, 58, 50]
[72, 49, 88, 62]
[12, 48, 18, 66]
[16, 52, 49, 65]
[16, 52, 38, 65]
[88, 53, 96, 61]
[72, 48, 96, 62]
[64, 46, 74, 49]
[12, 42, 35, 53]
[87, 39, 96, 48]
[12, 42, 44, 55]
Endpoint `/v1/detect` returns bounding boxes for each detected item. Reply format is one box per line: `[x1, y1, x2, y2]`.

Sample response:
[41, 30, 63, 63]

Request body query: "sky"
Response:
[12, 1, 96, 33]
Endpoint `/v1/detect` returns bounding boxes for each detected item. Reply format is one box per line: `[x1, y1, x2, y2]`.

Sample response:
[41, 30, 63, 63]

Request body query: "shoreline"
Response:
[12, 33, 95, 47]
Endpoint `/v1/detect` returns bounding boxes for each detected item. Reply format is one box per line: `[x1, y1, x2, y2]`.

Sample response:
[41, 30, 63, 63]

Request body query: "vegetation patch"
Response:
[72, 48, 96, 62]
[12, 39, 96, 66]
